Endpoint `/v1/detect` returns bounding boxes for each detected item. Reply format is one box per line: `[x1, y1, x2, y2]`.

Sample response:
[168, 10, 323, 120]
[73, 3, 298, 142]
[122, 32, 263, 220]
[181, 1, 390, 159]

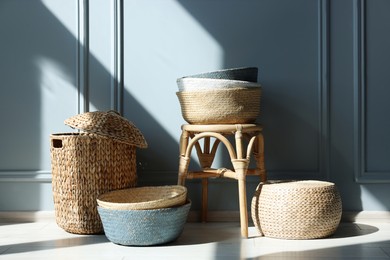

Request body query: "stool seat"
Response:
[182, 124, 262, 133]
[177, 123, 266, 238]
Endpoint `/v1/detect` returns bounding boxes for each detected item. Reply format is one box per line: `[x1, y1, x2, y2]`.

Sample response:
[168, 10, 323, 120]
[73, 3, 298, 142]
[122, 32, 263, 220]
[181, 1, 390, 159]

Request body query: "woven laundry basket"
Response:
[50, 110, 147, 234]
[176, 87, 261, 124]
[98, 200, 191, 246]
[251, 180, 342, 240]
[97, 185, 187, 210]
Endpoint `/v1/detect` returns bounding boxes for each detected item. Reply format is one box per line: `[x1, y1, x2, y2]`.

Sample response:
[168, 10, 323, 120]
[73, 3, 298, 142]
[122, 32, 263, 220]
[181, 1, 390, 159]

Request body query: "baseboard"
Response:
[187, 210, 241, 222]
[341, 211, 390, 223]
[1, 210, 389, 223]
[0, 211, 55, 223]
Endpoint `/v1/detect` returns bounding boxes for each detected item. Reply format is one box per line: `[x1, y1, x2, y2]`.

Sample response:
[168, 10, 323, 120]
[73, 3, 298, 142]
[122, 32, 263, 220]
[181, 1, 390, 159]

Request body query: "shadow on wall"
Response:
[176, 0, 364, 211]
[0, 1, 373, 213]
[176, 0, 322, 175]
[0, 1, 181, 210]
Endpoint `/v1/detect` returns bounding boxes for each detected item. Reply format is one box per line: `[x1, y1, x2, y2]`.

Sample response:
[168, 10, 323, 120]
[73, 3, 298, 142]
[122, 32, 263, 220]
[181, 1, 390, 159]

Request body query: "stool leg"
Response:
[232, 159, 249, 238]
[201, 178, 208, 222]
[178, 130, 190, 186]
[238, 178, 248, 238]
[178, 156, 190, 185]
[234, 126, 249, 238]
[255, 132, 267, 182]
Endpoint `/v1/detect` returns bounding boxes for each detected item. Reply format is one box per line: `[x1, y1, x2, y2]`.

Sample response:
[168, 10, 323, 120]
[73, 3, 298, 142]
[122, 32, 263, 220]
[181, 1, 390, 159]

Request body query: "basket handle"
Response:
[51, 139, 63, 149]
[108, 110, 120, 116]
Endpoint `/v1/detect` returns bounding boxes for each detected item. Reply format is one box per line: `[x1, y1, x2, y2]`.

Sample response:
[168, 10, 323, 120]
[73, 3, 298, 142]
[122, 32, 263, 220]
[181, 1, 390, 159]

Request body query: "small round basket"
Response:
[251, 180, 342, 240]
[98, 200, 191, 246]
[97, 185, 187, 210]
[176, 78, 261, 92]
[176, 87, 261, 124]
[180, 67, 258, 82]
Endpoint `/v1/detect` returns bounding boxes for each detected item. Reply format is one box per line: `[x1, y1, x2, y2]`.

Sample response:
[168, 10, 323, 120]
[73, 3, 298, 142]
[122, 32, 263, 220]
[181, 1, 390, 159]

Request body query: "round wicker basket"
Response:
[97, 185, 187, 210]
[251, 180, 342, 240]
[176, 87, 261, 124]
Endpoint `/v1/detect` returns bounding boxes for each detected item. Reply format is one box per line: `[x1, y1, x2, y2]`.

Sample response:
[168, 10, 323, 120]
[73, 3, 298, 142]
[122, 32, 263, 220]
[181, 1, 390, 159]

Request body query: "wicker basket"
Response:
[251, 180, 342, 240]
[98, 200, 191, 246]
[97, 186, 187, 210]
[176, 87, 261, 124]
[50, 111, 147, 234]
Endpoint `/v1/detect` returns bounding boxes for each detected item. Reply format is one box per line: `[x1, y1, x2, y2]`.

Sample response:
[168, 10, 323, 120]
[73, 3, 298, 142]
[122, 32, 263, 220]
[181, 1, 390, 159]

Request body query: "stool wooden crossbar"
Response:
[177, 124, 266, 238]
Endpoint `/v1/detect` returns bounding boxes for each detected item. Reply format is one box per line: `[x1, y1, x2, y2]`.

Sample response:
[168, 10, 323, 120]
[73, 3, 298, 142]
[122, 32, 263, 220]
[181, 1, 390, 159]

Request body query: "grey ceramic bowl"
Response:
[98, 200, 191, 246]
[180, 67, 258, 82]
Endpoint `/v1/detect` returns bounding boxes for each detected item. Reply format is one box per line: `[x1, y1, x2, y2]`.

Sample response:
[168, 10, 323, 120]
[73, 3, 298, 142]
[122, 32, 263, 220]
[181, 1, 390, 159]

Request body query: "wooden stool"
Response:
[177, 124, 266, 238]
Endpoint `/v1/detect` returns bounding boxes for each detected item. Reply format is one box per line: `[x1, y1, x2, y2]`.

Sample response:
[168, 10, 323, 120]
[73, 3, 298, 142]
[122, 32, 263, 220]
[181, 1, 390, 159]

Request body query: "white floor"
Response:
[0, 217, 390, 260]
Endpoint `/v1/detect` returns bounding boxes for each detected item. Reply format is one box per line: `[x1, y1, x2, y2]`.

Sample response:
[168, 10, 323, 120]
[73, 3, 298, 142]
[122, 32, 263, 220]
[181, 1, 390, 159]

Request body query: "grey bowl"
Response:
[180, 67, 258, 82]
[98, 200, 191, 246]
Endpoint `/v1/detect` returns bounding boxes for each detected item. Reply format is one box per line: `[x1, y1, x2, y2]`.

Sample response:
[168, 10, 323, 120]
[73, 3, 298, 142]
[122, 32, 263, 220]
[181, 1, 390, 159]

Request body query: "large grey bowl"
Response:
[98, 200, 191, 246]
[180, 67, 258, 82]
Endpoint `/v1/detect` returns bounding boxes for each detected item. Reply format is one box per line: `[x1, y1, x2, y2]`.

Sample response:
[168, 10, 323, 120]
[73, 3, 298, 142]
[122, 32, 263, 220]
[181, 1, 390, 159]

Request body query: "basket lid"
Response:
[64, 110, 147, 148]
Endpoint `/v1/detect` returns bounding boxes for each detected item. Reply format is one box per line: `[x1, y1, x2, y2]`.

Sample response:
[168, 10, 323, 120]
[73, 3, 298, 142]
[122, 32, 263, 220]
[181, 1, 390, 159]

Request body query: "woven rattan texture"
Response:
[251, 180, 342, 239]
[64, 110, 147, 148]
[50, 133, 137, 234]
[97, 186, 187, 210]
[98, 201, 191, 246]
[176, 87, 261, 124]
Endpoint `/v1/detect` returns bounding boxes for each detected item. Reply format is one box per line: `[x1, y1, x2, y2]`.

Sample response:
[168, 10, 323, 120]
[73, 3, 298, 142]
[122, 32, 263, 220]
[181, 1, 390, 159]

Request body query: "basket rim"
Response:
[97, 185, 187, 210]
[176, 78, 262, 92]
[97, 199, 192, 213]
[176, 86, 262, 95]
[260, 180, 336, 189]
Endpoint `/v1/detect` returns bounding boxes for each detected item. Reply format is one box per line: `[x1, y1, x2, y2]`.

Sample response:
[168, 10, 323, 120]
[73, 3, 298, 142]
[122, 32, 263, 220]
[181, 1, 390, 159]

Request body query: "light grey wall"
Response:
[0, 0, 389, 212]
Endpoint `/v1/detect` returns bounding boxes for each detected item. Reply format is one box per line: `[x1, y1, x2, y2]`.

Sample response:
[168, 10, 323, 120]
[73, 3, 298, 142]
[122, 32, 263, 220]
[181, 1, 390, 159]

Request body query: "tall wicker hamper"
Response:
[50, 111, 147, 234]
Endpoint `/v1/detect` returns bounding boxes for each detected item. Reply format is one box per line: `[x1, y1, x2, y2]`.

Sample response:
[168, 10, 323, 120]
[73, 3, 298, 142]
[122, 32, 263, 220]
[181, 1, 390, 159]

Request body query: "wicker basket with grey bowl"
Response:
[176, 67, 262, 124]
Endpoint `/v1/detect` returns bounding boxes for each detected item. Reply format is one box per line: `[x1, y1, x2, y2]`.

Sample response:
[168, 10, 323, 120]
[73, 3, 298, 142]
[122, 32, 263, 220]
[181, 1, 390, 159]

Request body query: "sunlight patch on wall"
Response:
[36, 56, 78, 169]
[41, 0, 78, 39]
[124, 0, 224, 138]
[360, 186, 388, 211]
[42, 0, 114, 89]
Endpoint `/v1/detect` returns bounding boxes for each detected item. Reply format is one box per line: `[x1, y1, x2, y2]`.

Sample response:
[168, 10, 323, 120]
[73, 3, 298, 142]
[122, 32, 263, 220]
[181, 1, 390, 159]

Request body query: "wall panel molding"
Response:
[272, 0, 330, 180]
[112, 0, 124, 114]
[0, 171, 51, 183]
[353, 0, 390, 183]
[318, 0, 330, 180]
[77, 0, 89, 113]
[78, 0, 124, 113]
